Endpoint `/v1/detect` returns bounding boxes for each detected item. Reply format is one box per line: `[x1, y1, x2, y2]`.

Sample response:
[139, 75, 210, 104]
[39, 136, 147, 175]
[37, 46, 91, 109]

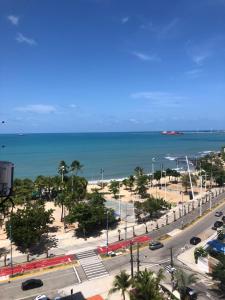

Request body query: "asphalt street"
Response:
[1, 193, 225, 300]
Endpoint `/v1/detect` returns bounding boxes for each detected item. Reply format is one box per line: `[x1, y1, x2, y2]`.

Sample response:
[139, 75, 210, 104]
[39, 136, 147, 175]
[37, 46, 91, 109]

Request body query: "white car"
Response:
[34, 295, 49, 300]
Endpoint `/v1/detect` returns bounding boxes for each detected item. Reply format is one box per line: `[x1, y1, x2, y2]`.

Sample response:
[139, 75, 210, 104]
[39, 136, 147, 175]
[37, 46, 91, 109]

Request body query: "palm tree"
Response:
[71, 160, 83, 175]
[70, 160, 83, 191]
[130, 268, 164, 300]
[134, 166, 144, 177]
[58, 161, 68, 183]
[174, 269, 198, 300]
[109, 270, 131, 300]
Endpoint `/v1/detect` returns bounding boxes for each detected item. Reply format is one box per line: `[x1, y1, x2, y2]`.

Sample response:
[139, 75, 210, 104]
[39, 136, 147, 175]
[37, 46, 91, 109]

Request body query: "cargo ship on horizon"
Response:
[161, 131, 184, 135]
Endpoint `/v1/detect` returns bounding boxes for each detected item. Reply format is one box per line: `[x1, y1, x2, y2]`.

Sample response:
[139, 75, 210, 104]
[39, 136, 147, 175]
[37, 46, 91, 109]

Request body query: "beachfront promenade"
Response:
[0, 186, 224, 268]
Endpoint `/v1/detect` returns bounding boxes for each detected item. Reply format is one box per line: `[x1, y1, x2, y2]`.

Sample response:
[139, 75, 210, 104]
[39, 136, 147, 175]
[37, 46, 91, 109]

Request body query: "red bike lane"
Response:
[97, 235, 151, 254]
[0, 254, 75, 277]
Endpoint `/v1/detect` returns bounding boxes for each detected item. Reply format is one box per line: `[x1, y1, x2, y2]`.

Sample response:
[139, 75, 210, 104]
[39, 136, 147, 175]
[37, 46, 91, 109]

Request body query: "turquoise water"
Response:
[0, 132, 225, 180]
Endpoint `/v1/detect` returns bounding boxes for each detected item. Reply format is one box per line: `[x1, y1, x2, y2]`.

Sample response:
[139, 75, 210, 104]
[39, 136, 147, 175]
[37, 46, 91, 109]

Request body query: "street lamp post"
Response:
[9, 223, 13, 278]
[106, 211, 109, 255]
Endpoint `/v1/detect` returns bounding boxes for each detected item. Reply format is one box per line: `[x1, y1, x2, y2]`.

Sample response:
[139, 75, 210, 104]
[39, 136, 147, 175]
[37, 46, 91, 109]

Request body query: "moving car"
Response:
[212, 221, 223, 230]
[215, 211, 223, 217]
[21, 279, 43, 291]
[190, 237, 201, 245]
[34, 296, 49, 300]
[149, 241, 164, 250]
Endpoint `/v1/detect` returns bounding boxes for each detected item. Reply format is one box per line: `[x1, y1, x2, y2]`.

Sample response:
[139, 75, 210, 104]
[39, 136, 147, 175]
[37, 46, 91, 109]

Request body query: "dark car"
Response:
[149, 241, 164, 250]
[215, 211, 223, 217]
[212, 221, 223, 230]
[222, 216, 225, 222]
[190, 237, 201, 245]
[21, 279, 43, 291]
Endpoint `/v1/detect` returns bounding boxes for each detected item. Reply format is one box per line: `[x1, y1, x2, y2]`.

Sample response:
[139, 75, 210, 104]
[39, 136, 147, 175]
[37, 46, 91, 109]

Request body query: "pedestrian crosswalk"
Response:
[76, 249, 109, 280]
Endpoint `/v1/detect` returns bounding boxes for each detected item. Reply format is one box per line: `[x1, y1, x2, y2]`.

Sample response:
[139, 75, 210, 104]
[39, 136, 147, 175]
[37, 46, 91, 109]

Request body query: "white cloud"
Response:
[121, 16, 129, 24]
[128, 118, 139, 124]
[141, 18, 179, 39]
[131, 91, 187, 107]
[192, 53, 210, 65]
[132, 51, 161, 62]
[15, 104, 56, 114]
[69, 104, 77, 109]
[185, 68, 203, 78]
[16, 33, 37, 46]
[7, 15, 19, 25]
[159, 18, 179, 38]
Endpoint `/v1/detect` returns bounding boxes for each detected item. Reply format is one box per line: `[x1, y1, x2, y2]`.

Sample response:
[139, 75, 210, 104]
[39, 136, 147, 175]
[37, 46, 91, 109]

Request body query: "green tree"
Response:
[174, 269, 198, 300]
[109, 270, 131, 300]
[109, 180, 120, 199]
[134, 166, 144, 177]
[6, 203, 54, 261]
[130, 268, 164, 300]
[194, 246, 208, 264]
[210, 256, 225, 287]
[181, 174, 197, 193]
[71, 160, 83, 191]
[66, 193, 115, 238]
[153, 170, 162, 185]
[215, 170, 225, 187]
[13, 178, 34, 204]
[58, 160, 68, 183]
[135, 175, 149, 199]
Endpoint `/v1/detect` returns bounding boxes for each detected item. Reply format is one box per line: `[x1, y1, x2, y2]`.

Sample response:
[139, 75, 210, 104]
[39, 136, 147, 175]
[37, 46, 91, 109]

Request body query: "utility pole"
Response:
[106, 211, 109, 255]
[170, 247, 175, 291]
[130, 243, 134, 278]
[200, 176, 203, 217]
[137, 243, 140, 274]
[9, 223, 13, 278]
[125, 203, 128, 242]
[119, 183, 122, 219]
[186, 156, 194, 201]
[160, 163, 163, 190]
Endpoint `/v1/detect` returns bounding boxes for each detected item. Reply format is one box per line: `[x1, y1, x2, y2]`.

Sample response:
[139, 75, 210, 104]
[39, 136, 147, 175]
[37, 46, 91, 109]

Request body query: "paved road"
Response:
[0, 267, 79, 300]
[1, 193, 225, 300]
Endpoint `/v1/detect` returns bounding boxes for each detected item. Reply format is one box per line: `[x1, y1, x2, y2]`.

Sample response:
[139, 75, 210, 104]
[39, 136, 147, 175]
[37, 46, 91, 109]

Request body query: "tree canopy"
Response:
[6, 203, 54, 257]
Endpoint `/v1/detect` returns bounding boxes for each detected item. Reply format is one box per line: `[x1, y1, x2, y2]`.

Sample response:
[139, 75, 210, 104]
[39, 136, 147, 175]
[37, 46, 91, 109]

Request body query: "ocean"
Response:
[0, 132, 225, 180]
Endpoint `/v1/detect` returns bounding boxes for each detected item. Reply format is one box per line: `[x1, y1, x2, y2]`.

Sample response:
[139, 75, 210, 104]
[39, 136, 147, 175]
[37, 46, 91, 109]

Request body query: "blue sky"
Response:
[1, 0, 225, 133]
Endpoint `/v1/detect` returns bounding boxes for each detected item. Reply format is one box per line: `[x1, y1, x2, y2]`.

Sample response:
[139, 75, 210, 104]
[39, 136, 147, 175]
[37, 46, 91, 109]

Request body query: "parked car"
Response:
[190, 237, 201, 245]
[212, 221, 223, 230]
[21, 279, 43, 291]
[222, 216, 225, 222]
[149, 241, 164, 250]
[215, 211, 223, 217]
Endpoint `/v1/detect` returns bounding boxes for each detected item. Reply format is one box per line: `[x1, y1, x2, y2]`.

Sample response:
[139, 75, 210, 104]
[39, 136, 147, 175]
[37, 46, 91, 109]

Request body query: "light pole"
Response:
[9, 223, 13, 278]
[106, 211, 109, 256]
[118, 183, 122, 219]
[200, 176, 203, 217]
[125, 203, 128, 242]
